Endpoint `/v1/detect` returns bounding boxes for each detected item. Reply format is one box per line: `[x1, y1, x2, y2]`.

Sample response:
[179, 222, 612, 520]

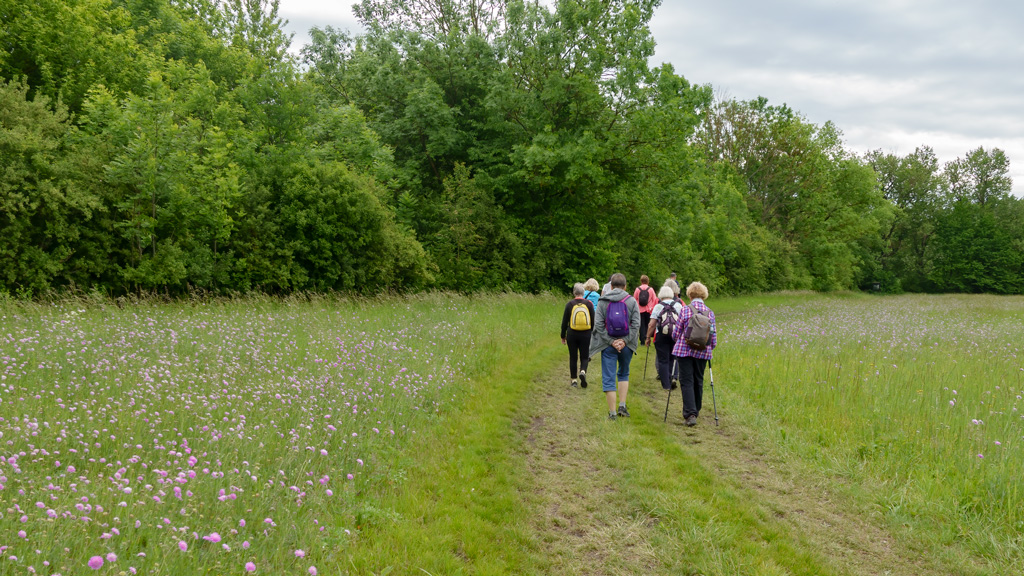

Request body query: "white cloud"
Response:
[649, 0, 1023, 193]
[278, 1, 363, 54]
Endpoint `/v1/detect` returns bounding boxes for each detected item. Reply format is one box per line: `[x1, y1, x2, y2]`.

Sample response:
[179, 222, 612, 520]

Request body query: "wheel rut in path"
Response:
[516, 369, 661, 576]
[517, 359, 956, 576]
[636, 383, 953, 576]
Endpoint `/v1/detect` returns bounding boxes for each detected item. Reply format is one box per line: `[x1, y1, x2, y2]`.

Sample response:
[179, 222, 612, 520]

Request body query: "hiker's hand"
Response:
[612, 339, 625, 352]
[561, 338, 566, 345]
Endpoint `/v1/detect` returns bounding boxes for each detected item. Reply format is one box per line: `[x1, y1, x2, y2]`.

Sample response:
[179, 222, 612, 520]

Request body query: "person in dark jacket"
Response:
[561, 283, 596, 388]
[589, 273, 641, 420]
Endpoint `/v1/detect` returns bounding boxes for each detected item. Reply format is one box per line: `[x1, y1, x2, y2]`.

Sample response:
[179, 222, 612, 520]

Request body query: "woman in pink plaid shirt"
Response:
[671, 281, 717, 427]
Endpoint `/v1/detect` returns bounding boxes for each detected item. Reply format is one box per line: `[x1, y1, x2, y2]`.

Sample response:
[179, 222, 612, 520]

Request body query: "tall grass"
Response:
[0, 293, 557, 575]
[716, 293, 1024, 563]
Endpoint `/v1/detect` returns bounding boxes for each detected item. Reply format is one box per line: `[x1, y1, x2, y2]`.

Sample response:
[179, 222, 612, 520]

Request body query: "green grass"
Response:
[714, 292, 1024, 572]
[3, 291, 1023, 574]
[337, 293, 564, 574]
[0, 293, 556, 575]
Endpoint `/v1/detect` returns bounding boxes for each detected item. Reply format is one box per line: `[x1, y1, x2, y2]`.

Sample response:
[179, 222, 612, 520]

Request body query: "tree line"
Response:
[1, 0, 1020, 297]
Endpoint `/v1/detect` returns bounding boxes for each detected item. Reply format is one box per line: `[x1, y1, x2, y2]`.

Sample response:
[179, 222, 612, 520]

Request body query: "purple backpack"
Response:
[605, 297, 631, 338]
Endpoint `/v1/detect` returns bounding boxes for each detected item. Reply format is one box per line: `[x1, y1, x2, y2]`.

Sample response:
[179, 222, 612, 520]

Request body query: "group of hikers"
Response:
[559, 273, 717, 424]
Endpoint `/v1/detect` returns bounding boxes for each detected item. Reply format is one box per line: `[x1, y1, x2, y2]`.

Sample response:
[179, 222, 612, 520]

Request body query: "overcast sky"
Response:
[277, 0, 1023, 194]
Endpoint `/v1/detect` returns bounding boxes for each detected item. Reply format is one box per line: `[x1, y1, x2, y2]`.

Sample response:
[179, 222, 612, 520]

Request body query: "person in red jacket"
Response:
[633, 275, 657, 346]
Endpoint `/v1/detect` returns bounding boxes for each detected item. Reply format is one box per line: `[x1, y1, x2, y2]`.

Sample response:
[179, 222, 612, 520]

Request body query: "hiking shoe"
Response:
[617, 405, 630, 418]
[685, 415, 697, 427]
[608, 412, 617, 421]
[578, 370, 588, 389]
[571, 379, 579, 388]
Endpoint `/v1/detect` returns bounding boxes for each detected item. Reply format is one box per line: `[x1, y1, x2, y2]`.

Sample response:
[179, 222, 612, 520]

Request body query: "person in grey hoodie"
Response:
[589, 273, 641, 420]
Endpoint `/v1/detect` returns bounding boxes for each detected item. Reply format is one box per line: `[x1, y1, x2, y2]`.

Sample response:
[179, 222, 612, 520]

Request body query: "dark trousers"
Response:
[676, 356, 707, 418]
[565, 330, 592, 378]
[639, 312, 651, 344]
[654, 335, 676, 390]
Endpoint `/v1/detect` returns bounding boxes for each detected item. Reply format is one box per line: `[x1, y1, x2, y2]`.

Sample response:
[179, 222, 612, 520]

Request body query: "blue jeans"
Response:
[601, 345, 634, 392]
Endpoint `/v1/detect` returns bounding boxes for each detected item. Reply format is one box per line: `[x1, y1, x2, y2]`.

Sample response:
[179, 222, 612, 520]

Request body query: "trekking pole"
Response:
[643, 342, 651, 380]
[709, 361, 719, 426]
[664, 357, 677, 423]
[663, 387, 672, 422]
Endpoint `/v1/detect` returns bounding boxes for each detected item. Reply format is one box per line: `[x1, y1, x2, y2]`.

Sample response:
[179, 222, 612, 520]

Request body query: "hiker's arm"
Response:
[560, 301, 571, 340]
[646, 317, 657, 342]
[629, 300, 641, 342]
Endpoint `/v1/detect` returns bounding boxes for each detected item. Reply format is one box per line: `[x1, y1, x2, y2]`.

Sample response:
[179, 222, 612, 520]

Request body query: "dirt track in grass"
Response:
[509, 367, 659, 576]
[514, 358, 955, 576]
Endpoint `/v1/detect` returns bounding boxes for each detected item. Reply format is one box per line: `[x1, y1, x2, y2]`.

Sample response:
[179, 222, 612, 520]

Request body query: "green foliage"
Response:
[0, 80, 102, 295]
[929, 200, 1024, 294]
[866, 146, 942, 292]
[274, 160, 432, 291]
[695, 97, 892, 291]
[871, 145, 1023, 294]
[1, 0, 1019, 296]
[0, 0, 147, 112]
[1, 0, 430, 295]
[430, 164, 525, 290]
[307, 0, 736, 291]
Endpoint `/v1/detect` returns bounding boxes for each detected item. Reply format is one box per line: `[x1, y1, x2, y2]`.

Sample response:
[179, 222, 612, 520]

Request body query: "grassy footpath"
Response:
[343, 292, 857, 574]
[343, 291, 1017, 575]
[338, 292, 857, 574]
[336, 293, 565, 574]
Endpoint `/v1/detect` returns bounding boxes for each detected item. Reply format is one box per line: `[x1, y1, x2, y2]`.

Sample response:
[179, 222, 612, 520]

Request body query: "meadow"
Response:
[0, 293, 555, 575]
[716, 293, 1024, 566]
[2, 292, 1023, 574]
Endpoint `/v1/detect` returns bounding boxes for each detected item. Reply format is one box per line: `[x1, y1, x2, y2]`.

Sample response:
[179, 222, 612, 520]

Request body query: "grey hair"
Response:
[658, 285, 674, 300]
[573, 282, 585, 297]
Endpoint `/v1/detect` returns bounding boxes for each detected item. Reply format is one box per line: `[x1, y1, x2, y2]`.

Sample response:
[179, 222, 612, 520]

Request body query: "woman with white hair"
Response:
[645, 285, 683, 391]
[671, 281, 717, 427]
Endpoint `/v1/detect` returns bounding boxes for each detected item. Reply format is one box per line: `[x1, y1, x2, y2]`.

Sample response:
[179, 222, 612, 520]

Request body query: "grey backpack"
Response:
[683, 303, 711, 349]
